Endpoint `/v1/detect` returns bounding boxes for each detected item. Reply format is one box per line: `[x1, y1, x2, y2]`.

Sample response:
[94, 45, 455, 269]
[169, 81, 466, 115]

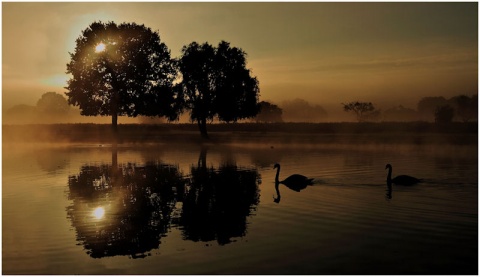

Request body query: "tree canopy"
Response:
[37, 92, 70, 114]
[255, 101, 283, 123]
[435, 105, 455, 123]
[342, 101, 380, 122]
[65, 21, 178, 131]
[177, 41, 259, 138]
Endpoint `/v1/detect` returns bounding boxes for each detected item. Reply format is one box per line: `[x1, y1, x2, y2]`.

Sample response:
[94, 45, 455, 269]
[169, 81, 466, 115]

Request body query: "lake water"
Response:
[3, 140, 478, 274]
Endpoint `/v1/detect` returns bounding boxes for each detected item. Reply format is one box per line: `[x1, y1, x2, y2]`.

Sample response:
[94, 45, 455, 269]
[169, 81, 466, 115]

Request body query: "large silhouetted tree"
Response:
[177, 41, 260, 138]
[66, 21, 178, 134]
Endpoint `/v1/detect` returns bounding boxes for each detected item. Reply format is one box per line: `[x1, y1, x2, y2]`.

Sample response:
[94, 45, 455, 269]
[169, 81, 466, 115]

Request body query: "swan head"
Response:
[385, 164, 392, 170]
[273, 163, 280, 169]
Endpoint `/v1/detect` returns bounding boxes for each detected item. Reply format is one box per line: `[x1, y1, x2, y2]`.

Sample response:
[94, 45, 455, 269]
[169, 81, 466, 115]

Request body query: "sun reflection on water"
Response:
[92, 207, 105, 219]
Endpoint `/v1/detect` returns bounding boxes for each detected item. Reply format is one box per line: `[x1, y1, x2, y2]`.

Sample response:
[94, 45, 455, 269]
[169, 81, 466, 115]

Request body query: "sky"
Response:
[2, 2, 478, 119]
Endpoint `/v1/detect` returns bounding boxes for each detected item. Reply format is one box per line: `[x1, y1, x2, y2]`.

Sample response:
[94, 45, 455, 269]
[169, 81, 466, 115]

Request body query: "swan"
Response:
[274, 163, 314, 192]
[385, 163, 421, 185]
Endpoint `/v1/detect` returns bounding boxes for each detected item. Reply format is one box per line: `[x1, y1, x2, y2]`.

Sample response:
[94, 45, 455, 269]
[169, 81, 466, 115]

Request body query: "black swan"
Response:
[274, 163, 314, 192]
[385, 163, 421, 185]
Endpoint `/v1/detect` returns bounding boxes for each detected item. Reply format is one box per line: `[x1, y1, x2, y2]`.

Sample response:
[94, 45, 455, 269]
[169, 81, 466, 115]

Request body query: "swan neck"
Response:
[387, 166, 392, 181]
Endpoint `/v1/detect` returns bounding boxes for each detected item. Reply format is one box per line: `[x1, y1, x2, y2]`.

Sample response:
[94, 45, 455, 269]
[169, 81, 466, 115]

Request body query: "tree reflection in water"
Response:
[66, 146, 261, 258]
[179, 147, 261, 245]
[67, 147, 184, 259]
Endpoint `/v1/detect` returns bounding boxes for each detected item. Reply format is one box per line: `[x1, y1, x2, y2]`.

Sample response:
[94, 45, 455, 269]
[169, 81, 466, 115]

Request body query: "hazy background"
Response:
[2, 2, 478, 122]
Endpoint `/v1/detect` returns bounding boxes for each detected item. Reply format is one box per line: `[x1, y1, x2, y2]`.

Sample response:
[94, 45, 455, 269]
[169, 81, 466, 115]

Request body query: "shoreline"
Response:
[2, 122, 478, 145]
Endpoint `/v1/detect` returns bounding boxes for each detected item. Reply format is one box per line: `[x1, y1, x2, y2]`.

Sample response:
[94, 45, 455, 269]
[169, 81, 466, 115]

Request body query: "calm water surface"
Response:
[3, 141, 477, 274]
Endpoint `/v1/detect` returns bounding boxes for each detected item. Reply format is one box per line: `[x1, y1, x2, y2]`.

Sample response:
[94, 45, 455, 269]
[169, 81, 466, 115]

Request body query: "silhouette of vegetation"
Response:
[435, 105, 455, 123]
[417, 94, 478, 122]
[342, 101, 381, 122]
[281, 98, 328, 122]
[4, 104, 37, 124]
[451, 94, 477, 122]
[66, 21, 179, 135]
[179, 148, 260, 245]
[4, 92, 74, 124]
[3, 122, 477, 145]
[417, 96, 449, 121]
[176, 41, 260, 138]
[67, 148, 184, 259]
[255, 101, 283, 123]
[37, 92, 70, 115]
[383, 105, 418, 122]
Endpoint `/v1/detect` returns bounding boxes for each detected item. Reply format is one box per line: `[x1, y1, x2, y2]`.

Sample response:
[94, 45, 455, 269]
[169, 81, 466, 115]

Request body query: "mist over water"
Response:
[2, 135, 477, 274]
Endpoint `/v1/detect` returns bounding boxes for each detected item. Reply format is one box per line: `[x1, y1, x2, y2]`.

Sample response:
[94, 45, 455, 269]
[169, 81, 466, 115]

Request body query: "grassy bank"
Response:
[2, 122, 478, 145]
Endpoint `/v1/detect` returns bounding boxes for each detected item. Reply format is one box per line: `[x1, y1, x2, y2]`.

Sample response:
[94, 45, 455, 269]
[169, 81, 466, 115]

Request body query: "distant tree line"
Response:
[255, 98, 328, 123]
[4, 92, 73, 124]
[340, 94, 477, 123]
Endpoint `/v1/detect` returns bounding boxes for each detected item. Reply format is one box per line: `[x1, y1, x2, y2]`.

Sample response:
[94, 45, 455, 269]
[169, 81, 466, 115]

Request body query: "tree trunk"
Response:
[198, 146, 207, 168]
[197, 118, 209, 139]
[111, 113, 118, 141]
[111, 88, 119, 142]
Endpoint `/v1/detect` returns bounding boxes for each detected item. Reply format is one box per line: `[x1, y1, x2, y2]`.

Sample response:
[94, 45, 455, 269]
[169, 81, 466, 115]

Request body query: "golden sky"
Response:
[2, 2, 478, 116]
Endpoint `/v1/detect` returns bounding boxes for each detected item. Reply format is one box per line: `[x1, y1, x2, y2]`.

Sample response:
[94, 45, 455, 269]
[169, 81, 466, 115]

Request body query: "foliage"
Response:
[417, 95, 477, 122]
[177, 40, 260, 138]
[451, 94, 477, 122]
[342, 101, 380, 122]
[281, 98, 328, 122]
[383, 105, 418, 122]
[4, 104, 38, 124]
[65, 21, 178, 130]
[434, 105, 455, 123]
[255, 101, 283, 123]
[37, 92, 70, 114]
[417, 96, 448, 121]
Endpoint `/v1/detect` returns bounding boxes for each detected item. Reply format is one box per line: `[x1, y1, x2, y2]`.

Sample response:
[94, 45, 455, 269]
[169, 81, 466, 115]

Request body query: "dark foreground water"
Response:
[3, 140, 478, 274]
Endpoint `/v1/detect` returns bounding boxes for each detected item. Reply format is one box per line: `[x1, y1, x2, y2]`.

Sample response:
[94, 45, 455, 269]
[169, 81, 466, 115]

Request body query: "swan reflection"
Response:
[386, 181, 393, 200]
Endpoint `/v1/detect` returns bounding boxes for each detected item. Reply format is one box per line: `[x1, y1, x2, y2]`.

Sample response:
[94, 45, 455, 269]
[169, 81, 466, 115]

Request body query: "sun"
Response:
[95, 42, 106, 53]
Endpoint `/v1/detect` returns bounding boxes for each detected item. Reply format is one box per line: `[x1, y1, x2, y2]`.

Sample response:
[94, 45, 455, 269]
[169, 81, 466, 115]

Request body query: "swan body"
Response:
[385, 163, 421, 185]
[274, 163, 313, 191]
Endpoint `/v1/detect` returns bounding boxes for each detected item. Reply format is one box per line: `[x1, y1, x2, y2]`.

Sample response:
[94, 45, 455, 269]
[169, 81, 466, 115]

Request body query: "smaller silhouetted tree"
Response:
[434, 105, 454, 123]
[342, 101, 380, 122]
[255, 101, 283, 123]
[177, 41, 260, 139]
